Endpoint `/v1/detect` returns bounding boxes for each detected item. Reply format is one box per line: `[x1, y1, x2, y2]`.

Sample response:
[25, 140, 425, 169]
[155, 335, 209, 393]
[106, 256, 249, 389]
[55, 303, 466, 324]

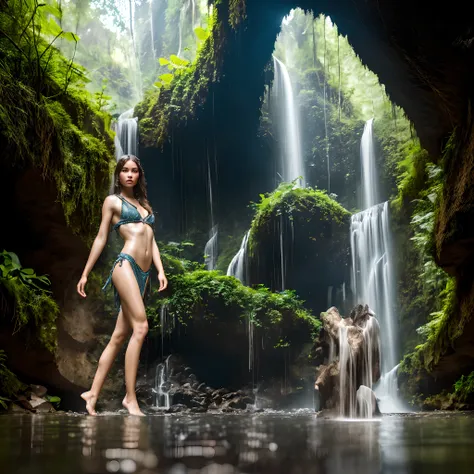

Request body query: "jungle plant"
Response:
[0, 250, 51, 292]
[93, 78, 113, 112]
[453, 371, 474, 403]
[0, 250, 59, 352]
[0, 0, 81, 98]
[154, 23, 212, 89]
[155, 54, 191, 89]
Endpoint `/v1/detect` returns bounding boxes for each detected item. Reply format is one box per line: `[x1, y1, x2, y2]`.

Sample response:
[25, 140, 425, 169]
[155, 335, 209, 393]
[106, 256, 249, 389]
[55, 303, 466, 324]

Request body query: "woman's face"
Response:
[119, 159, 140, 189]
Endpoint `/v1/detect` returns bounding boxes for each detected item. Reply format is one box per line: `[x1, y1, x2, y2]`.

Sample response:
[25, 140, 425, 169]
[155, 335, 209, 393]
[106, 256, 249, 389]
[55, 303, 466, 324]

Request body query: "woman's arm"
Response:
[77, 196, 115, 297]
[152, 239, 168, 291]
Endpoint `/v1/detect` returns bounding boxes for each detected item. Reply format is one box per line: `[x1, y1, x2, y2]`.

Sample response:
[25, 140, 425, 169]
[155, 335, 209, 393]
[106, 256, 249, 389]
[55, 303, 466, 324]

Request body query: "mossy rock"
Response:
[248, 183, 351, 313]
[146, 269, 321, 389]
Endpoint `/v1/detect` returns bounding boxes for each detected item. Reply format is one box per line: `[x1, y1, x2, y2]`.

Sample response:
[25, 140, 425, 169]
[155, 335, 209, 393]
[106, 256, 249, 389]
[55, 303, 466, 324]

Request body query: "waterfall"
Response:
[115, 108, 138, 160]
[227, 231, 250, 285]
[204, 225, 218, 270]
[127, 0, 143, 102]
[149, 0, 156, 59]
[360, 118, 379, 210]
[204, 152, 218, 270]
[228, 232, 254, 381]
[110, 108, 138, 192]
[349, 118, 404, 413]
[272, 56, 305, 187]
[351, 202, 397, 373]
[376, 364, 406, 413]
[154, 355, 171, 409]
[191, 0, 196, 27]
[177, 3, 187, 57]
[338, 326, 356, 418]
[338, 314, 381, 418]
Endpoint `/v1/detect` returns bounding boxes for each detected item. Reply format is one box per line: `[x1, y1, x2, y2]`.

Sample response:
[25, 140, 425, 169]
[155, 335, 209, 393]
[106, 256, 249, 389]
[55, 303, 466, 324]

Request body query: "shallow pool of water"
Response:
[1, 411, 474, 473]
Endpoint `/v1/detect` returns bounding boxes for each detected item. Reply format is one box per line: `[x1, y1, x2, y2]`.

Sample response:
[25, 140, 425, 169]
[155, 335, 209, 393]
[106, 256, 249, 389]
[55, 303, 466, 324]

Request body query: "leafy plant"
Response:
[146, 269, 321, 345]
[45, 394, 61, 408]
[0, 251, 59, 352]
[155, 54, 191, 89]
[93, 79, 113, 112]
[0, 0, 81, 98]
[453, 371, 474, 402]
[0, 250, 51, 292]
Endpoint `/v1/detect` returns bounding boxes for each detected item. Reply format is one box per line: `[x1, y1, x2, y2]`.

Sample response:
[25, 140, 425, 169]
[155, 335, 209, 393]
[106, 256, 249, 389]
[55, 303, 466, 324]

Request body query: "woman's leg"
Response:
[111, 260, 149, 416]
[81, 309, 131, 415]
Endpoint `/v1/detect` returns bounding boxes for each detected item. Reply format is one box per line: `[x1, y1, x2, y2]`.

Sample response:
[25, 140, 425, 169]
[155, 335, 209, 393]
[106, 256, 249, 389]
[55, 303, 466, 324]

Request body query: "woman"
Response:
[77, 155, 168, 416]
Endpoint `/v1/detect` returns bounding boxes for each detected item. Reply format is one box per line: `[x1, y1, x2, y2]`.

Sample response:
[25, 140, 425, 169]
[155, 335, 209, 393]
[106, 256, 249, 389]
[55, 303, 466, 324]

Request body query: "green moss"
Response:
[435, 128, 464, 256]
[0, 275, 59, 354]
[453, 371, 474, 403]
[398, 278, 456, 382]
[250, 181, 350, 248]
[137, 4, 224, 147]
[391, 141, 430, 215]
[0, 68, 113, 242]
[45, 98, 113, 237]
[419, 371, 474, 410]
[147, 269, 321, 345]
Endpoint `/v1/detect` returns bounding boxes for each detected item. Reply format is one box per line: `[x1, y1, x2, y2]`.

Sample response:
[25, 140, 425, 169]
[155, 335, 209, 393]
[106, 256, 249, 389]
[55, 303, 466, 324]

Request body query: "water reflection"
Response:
[1, 412, 474, 473]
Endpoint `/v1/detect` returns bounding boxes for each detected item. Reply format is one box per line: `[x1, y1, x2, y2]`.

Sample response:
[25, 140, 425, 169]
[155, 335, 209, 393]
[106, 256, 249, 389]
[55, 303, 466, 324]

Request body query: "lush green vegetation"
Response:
[0, 0, 114, 399]
[0, 251, 59, 352]
[391, 131, 469, 405]
[146, 241, 321, 347]
[136, 3, 220, 147]
[0, 0, 114, 238]
[270, 10, 414, 209]
[0, 251, 59, 409]
[1, 0, 471, 409]
[250, 181, 349, 234]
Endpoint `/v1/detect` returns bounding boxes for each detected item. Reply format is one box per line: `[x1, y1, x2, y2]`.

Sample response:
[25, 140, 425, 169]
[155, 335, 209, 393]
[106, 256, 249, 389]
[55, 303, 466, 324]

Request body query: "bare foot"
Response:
[122, 395, 145, 416]
[81, 391, 98, 416]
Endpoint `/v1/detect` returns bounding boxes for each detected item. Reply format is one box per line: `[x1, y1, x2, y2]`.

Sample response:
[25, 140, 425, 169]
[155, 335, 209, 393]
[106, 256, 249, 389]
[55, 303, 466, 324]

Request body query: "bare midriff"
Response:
[115, 222, 154, 272]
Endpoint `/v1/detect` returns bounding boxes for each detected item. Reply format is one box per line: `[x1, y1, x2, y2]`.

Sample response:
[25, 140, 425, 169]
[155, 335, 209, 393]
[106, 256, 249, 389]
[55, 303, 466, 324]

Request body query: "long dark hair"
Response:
[114, 155, 152, 214]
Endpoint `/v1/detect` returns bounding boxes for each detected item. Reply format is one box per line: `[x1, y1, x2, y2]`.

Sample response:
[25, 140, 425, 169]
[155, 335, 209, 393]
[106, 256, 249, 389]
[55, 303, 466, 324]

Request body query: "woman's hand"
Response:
[77, 275, 88, 298]
[158, 272, 168, 292]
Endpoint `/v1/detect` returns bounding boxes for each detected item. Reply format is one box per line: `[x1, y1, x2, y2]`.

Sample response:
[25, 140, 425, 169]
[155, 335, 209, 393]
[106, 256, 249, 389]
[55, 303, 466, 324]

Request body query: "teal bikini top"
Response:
[113, 195, 155, 231]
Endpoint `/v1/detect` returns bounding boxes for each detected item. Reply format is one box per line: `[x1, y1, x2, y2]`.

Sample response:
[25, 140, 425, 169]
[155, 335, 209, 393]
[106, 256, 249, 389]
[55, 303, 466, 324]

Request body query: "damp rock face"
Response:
[315, 305, 381, 417]
[247, 187, 351, 314]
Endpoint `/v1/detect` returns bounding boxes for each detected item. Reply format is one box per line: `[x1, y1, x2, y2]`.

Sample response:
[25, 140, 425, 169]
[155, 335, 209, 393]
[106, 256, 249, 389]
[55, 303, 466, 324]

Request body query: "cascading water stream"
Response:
[115, 108, 138, 160]
[351, 202, 397, 373]
[347, 118, 405, 414]
[177, 2, 188, 57]
[272, 56, 305, 187]
[154, 355, 171, 409]
[227, 231, 250, 285]
[126, 0, 143, 102]
[111, 108, 139, 192]
[204, 225, 218, 270]
[204, 152, 218, 270]
[149, 0, 156, 59]
[338, 312, 381, 418]
[227, 231, 254, 385]
[360, 118, 379, 210]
